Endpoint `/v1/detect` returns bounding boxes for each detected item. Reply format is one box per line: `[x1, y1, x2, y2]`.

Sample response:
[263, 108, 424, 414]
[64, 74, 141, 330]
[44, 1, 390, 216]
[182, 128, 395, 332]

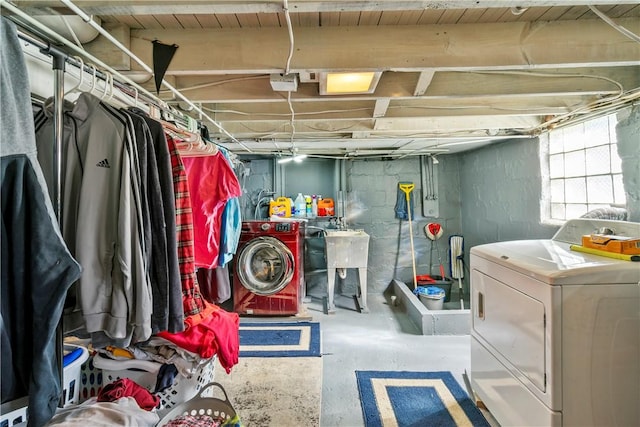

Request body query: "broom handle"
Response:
[406, 192, 417, 290]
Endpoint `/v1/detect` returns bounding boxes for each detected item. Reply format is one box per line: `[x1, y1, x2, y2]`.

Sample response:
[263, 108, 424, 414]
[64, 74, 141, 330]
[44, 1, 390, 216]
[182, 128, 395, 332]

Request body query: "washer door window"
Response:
[236, 236, 295, 296]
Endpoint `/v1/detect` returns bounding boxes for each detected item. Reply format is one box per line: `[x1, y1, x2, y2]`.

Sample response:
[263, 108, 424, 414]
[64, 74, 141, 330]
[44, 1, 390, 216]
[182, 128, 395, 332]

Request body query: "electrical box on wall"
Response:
[270, 73, 298, 92]
[421, 155, 439, 218]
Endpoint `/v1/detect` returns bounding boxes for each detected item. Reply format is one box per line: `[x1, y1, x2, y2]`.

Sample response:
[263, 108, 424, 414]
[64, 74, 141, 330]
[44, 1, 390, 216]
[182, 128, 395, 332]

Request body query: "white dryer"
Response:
[469, 219, 640, 427]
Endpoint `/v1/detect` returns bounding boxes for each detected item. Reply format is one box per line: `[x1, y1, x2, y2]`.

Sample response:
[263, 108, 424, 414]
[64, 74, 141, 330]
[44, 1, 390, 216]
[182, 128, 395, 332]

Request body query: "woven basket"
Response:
[156, 382, 237, 426]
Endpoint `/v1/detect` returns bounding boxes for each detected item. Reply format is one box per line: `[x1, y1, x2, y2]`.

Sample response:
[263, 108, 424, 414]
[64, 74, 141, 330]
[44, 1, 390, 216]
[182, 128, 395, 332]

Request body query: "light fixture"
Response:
[277, 149, 307, 164]
[319, 71, 382, 95]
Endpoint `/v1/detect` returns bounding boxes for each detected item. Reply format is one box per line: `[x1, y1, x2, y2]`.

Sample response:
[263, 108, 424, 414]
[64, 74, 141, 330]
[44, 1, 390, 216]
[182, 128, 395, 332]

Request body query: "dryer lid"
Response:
[235, 236, 295, 295]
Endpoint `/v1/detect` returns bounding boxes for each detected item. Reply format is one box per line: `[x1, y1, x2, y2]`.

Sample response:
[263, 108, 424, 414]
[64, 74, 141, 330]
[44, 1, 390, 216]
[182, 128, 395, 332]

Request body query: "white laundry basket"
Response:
[93, 353, 216, 410]
[0, 344, 89, 427]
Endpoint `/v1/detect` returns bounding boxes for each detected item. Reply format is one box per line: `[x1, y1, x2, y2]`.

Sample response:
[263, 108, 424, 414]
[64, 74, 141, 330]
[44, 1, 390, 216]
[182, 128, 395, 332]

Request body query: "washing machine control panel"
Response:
[274, 223, 292, 232]
[260, 222, 271, 231]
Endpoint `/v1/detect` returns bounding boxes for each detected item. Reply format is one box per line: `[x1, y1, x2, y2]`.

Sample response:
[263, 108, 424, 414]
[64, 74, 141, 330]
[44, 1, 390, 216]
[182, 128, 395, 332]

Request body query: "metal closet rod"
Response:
[2, 0, 251, 152]
[57, 0, 250, 151]
[16, 29, 158, 114]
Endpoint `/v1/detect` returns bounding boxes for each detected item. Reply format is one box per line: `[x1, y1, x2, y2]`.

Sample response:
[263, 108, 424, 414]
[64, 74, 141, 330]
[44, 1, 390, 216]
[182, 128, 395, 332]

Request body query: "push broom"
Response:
[449, 235, 465, 309]
[399, 182, 417, 290]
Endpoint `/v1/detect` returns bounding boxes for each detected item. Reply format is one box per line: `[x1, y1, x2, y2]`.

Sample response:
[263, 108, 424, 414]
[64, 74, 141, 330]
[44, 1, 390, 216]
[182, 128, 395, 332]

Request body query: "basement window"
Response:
[542, 113, 626, 223]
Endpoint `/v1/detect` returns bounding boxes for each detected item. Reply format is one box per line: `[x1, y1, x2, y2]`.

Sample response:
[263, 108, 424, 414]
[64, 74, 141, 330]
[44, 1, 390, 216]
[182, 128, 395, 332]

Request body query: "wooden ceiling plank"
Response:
[397, 10, 424, 25]
[437, 9, 466, 24]
[296, 12, 320, 27]
[515, 7, 553, 22]
[358, 11, 382, 26]
[129, 19, 640, 74]
[339, 11, 360, 26]
[195, 14, 222, 28]
[559, 6, 591, 20]
[417, 9, 445, 25]
[237, 13, 261, 28]
[257, 13, 281, 27]
[153, 14, 183, 29]
[457, 8, 487, 24]
[18, 1, 640, 16]
[605, 4, 640, 18]
[537, 6, 571, 21]
[215, 14, 241, 28]
[378, 11, 403, 25]
[111, 15, 144, 29]
[175, 14, 202, 29]
[320, 11, 339, 26]
[474, 8, 509, 23]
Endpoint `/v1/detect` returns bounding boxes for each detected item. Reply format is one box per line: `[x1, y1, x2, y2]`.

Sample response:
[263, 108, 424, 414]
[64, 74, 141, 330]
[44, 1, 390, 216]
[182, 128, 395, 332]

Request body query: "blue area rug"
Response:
[239, 322, 321, 357]
[356, 371, 490, 427]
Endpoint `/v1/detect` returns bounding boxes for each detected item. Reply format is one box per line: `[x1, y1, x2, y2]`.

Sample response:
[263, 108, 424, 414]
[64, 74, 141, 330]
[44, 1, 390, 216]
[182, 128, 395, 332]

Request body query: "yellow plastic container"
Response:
[269, 197, 292, 217]
[317, 198, 335, 216]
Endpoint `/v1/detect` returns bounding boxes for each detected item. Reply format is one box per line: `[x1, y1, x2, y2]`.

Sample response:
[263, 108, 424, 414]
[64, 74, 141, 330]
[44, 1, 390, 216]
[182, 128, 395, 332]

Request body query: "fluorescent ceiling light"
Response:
[277, 154, 307, 164]
[320, 71, 382, 95]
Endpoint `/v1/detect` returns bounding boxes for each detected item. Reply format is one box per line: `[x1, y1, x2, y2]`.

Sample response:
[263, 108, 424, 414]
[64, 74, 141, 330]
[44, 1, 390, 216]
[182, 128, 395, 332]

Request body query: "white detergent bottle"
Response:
[311, 195, 318, 217]
[294, 193, 306, 217]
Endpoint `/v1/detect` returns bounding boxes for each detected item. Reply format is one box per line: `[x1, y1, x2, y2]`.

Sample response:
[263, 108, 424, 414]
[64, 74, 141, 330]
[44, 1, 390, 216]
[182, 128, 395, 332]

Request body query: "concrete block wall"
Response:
[617, 106, 640, 222]
[344, 158, 462, 293]
[459, 137, 559, 251]
[236, 106, 638, 298]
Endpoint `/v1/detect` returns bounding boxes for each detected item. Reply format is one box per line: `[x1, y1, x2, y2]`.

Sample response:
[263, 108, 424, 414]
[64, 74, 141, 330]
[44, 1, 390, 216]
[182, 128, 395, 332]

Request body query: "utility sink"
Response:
[324, 229, 370, 314]
[324, 229, 370, 268]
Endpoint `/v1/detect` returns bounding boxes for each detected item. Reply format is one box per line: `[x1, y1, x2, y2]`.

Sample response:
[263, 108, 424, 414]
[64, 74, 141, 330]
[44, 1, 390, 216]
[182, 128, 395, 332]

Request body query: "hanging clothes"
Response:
[128, 108, 184, 333]
[181, 151, 242, 269]
[35, 91, 152, 348]
[217, 147, 242, 268]
[197, 265, 231, 304]
[0, 16, 82, 427]
[165, 134, 207, 317]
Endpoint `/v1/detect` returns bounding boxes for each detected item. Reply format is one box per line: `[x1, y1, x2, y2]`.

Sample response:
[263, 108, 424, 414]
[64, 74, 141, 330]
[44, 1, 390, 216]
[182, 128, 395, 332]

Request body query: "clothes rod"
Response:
[17, 29, 159, 115]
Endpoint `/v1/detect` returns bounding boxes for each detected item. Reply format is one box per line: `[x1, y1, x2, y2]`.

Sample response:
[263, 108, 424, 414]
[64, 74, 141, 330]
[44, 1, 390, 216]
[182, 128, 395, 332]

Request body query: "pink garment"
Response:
[157, 302, 240, 373]
[182, 152, 242, 269]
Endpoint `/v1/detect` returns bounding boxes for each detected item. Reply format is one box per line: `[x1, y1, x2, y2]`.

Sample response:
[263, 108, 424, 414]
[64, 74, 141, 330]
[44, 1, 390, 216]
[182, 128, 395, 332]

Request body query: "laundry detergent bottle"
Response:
[294, 193, 306, 217]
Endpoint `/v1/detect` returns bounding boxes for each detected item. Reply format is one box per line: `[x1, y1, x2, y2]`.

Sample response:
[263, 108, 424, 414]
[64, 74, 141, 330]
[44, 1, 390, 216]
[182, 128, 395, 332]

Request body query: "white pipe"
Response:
[589, 5, 640, 44]
[58, 0, 252, 152]
[1, 1, 157, 105]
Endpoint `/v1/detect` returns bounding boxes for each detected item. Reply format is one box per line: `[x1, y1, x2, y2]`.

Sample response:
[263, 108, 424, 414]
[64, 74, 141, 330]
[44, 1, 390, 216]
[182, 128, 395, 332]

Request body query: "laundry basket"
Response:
[156, 382, 237, 426]
[0, 344, 89, 427]
[93, 353, 216, 410]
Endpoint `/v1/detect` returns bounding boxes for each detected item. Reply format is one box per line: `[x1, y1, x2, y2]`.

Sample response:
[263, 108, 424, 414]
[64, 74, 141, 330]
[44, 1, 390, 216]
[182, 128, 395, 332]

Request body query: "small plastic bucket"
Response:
[414, 286, 445, 310]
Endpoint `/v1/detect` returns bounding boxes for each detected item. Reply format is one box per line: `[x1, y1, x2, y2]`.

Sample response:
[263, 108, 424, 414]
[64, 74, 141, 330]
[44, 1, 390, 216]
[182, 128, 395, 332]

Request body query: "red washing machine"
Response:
[233, 220, 305, 315]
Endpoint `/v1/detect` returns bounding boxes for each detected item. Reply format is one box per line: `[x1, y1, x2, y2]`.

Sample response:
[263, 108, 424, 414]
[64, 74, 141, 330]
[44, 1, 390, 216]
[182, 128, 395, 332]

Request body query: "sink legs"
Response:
[326, 267, 368, 314]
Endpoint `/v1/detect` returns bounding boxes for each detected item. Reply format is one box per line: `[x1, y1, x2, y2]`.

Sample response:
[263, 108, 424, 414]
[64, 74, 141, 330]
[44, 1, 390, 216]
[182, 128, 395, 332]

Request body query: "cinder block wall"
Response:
[459, 137, 559, 251]
[344, 158, 462, 293]
[617, 106, 640, 222]
[236, 106, 639, 296]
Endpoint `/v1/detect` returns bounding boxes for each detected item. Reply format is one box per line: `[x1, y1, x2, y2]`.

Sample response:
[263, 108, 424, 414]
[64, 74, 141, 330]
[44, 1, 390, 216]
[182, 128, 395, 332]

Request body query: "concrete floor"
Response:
[301, 288, 498, 426]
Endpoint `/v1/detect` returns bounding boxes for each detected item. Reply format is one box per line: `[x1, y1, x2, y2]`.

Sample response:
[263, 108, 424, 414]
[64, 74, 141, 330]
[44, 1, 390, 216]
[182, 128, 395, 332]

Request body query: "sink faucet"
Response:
[337, 217, 346, 230]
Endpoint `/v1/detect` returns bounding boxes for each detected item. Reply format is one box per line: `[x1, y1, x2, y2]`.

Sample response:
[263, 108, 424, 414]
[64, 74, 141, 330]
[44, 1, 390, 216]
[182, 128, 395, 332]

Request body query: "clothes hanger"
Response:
[100, 72, 111, 100]
[87, 64, 98, 95]
[64, 56, 84, 97]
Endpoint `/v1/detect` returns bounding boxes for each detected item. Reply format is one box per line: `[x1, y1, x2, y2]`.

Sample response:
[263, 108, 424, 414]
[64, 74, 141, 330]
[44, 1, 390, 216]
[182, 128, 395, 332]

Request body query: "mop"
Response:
[398, 182, 417, 290]
[449, 235, 465, 309]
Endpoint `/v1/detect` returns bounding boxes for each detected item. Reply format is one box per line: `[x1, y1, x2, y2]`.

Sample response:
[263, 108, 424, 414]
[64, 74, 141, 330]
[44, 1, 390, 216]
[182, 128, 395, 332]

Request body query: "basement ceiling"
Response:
[7, 1, 640, 159]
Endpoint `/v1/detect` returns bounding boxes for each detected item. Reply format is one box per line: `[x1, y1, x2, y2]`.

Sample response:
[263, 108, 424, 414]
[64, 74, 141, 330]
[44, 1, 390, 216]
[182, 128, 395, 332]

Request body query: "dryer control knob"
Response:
[260, 222, 271, 231]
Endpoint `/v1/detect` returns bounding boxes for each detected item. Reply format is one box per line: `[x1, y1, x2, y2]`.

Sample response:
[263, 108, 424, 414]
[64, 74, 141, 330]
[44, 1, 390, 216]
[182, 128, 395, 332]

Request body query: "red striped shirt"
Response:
[166, 134, 206, 316]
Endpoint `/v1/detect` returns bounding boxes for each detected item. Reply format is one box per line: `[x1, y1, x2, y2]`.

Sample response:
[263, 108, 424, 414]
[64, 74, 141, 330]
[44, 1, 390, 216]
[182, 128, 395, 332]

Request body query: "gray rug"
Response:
[215, 356, 322, 426]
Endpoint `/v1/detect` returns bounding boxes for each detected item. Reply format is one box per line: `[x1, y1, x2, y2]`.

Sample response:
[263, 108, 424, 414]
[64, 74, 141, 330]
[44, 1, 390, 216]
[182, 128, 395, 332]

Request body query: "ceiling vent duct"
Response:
[270, 73, 298, 92]
[34, 15, 102, 44]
